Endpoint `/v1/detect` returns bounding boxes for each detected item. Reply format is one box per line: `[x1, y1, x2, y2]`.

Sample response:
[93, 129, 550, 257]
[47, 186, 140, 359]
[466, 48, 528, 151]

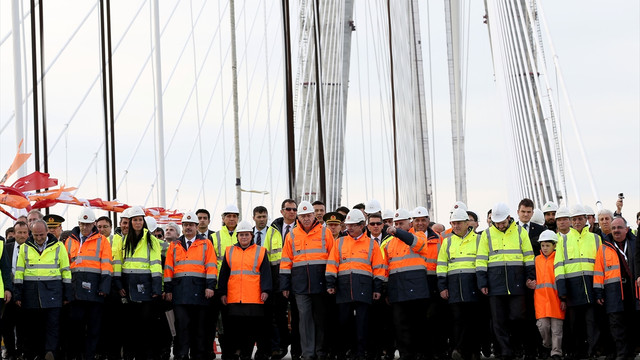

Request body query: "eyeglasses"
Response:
[282, 207, 297, 212]
[369, 222, 383, 226]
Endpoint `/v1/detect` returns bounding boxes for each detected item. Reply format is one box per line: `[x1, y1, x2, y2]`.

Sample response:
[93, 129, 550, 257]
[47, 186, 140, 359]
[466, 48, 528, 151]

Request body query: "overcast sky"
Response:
[0, 0, 638, 230]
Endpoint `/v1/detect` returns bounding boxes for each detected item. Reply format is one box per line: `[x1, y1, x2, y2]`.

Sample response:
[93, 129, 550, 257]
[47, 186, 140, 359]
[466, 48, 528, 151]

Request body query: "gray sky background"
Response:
[0, 0, 638, 230]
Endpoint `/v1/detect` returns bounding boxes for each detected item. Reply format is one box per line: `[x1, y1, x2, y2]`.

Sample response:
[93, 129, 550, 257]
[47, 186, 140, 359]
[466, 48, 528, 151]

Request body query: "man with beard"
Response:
[541, 201, 558, 232]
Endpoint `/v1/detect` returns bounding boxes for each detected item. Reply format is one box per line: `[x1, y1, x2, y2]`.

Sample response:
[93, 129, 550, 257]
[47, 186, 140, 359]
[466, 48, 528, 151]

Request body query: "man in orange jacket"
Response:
[383, 208, 431, 360]
[280, 201, 334, 360]
[325, 210, 386, 360]
[65, 208, 113, 360]
[594, 218, 638, 360]
[534, 230, 565, 360]
[163, 212, 217, 360]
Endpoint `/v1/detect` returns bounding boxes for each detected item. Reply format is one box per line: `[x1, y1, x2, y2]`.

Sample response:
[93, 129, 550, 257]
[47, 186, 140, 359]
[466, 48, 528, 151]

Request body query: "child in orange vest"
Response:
[534, 230, 566, 360]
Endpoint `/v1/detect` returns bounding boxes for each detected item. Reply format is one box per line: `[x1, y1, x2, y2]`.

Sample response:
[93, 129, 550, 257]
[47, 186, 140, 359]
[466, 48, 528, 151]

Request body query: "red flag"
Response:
[0, 140, 31, 185]
[11, 171, 58, 192]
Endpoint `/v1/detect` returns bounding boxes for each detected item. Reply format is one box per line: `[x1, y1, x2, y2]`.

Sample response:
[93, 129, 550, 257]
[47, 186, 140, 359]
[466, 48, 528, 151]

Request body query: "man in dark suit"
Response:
[2, 221, 28, 360]
[195, 209, 215, 241]
[516, 198, 547, 359]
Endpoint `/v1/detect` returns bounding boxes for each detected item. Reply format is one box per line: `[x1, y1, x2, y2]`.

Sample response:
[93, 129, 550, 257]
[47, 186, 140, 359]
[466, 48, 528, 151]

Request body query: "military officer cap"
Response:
[323, 212, 345, 224]
[43, 214, 65, 228]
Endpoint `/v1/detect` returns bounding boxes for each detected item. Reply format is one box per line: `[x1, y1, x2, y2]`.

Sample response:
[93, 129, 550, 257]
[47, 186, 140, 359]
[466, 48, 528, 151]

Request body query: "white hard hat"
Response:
[129, 206, 145, 218]
[365, 199, 382, 214]
[538, 229, 557, 243]
[393, 208, 412, 221]
[236, 220, 254, 233]
[297, 201, 314, 215]
[412, 206, 429, 218]
[531, 209, 544, 226]
[121, 208, 132, 219]
[78, 208, 96, 224]
[145, 216, 158, 232]
[450, 201, 468, 212]
[181, 211, 198, 224]
[491, 202, 510, 223]
[450, 208, 469, 222]
[344, 209, 366, 224]
[584, 205, 596, 216]
[570, 204, 586, 217]
[223, 204, 240, 214]
[541, 201, 558, 213]
[555, 206, 571, 219]
[382, 209, 395, 220]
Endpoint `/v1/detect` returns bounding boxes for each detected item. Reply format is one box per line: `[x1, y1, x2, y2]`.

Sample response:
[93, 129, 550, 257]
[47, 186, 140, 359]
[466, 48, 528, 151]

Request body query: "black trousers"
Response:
[174, 304, 207, 359]
[488, 295, 525, 357]
[227, 315, 262, 359]
[2, 300, 25, 358]
[450, 302, 480, 357]
[368, 297, 395, 358]
[23, 307, 61, 360]
[70, 301, 103, 360]
[123, 301, 155, 360]
[425, 296, 450, 357]
[288, 294, 302, 358]
[97, 289, 125, 359]
[608, 312, 632, 359]
[565, 304, 599, 357]
[522, 288, 542, 357]
[391, 299, 428, 360]
[337, 302, 370, 358]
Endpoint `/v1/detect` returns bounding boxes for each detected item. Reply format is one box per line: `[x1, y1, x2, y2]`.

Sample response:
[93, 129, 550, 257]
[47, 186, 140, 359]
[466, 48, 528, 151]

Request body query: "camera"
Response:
[618, 193, 624, 200]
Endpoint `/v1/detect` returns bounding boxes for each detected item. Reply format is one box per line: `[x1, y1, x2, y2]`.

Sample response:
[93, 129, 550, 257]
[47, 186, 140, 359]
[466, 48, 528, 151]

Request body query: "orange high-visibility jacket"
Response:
[164, 237, 218, 305]
[65, 226, 113, 302]
[594, 240, 639, 314]
[325, 233, 387, 304]
[384, 228, 430, 303]
[225, 243, 268, 304]
[534, 251, 565, 320]
[280, 220, 334, 294]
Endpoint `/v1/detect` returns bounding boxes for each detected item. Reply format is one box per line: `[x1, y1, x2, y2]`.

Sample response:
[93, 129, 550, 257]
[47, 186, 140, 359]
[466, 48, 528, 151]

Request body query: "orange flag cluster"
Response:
[0, 144, 185, 223]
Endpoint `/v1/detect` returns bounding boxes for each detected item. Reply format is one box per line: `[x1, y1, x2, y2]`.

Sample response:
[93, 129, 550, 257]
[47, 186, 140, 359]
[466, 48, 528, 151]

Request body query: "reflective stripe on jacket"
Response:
[213, 226, 238, 273]
[226, 243, 268, 304]
[436, 229, 480, 303]
[594, 241, 639, 314]
[13, 233, 72, 308]
[476, 221, 535, 296]
[534, 251, 565, 319]
[279, 220, 334, 294]
[65, 226, 113, 302]
[554, 227, 601, 306]
[383, 229, 430, 303]
[325, 234, 387, 304]
[164, 236, 217, 305]
[113, 229, 162, 301]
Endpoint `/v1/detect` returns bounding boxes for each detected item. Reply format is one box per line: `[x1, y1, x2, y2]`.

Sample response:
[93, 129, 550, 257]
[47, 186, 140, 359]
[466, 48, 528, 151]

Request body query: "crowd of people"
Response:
[0, 196, 638, 360]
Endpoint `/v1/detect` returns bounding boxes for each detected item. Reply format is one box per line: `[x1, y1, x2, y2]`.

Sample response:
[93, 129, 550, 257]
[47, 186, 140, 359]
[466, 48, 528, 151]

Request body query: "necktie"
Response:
[187, 240, 192, 250]
[523, 223, 529, 230]
[284, 224, 291, 239]
[374, 237, 379, 244]
[256, 231, 262, 246]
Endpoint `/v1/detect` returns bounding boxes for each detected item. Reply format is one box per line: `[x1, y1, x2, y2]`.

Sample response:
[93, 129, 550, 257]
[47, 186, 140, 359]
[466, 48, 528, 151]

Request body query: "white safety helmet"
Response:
[538, 229, 557, 243]
[570, 204, 587, 217]
[181, 212, 199, 224]
[120, 208, 132, 219]
[393, 208, 412, 222]
[584, 205, 596, 216]
[236, 220, 254, 233]
[412, 206, 429, 218]
[129, 206, 145, 218]
[223, 204, 240, 214]
[450, 201, 468, 213]
[297, 201, 314, 215]
[365, 200, 382, 214]
[541, 201, 559, 213]
[78, 208, 96, 224]
[344, 209, 366, 224]
[531, 209, 544, 226]
[491, 202, 510, 223]
[555, 207, 571, 219]
[145, 216, 158, 232]
[450, 208, 469, 222]
[382, 209, 395, 220]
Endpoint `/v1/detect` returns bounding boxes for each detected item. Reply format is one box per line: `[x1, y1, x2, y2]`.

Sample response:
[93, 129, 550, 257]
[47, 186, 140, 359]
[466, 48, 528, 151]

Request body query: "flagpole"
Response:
[11, 0, 25, 178]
